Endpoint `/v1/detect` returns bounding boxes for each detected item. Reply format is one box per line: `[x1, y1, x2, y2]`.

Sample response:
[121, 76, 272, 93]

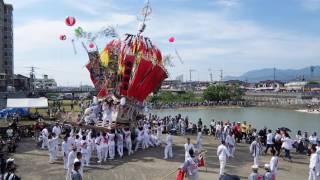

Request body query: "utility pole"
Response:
[29, 66, 36, 92]
[189, 69, 195, 82]
[273, 67, 276, 81]
[218, 69, 223, 85]
[208, 68, 213, 82]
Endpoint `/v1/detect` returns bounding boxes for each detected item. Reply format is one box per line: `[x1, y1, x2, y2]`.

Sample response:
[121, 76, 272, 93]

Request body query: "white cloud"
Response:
[300, 0, 320, 11]
[214, 0, 240, 8]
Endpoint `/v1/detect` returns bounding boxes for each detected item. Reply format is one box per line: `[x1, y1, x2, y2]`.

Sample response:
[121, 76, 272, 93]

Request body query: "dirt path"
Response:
[11, 135, 310, 180]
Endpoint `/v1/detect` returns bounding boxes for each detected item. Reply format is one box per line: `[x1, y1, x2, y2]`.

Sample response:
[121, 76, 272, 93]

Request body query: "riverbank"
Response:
[12, 135, 310, 180]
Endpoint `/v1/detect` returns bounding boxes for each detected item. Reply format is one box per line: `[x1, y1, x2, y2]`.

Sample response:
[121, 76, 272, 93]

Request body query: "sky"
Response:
[4, 0, 320, 86]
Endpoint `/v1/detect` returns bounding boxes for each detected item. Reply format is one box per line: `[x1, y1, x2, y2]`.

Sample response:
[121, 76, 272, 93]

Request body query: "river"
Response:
[152, 107, 320, 135]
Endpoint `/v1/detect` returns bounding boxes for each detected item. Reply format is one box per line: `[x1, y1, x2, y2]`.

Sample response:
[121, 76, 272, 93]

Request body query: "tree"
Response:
[203, 85, 243, 101]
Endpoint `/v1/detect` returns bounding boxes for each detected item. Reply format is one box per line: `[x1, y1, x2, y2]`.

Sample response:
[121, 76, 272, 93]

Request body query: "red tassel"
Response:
[198, 157, 205, 167]
[176, 170, 185, 180]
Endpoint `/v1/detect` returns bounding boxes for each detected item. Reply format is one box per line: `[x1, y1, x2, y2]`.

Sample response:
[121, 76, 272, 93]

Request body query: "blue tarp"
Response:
[0, 108, 29, 118]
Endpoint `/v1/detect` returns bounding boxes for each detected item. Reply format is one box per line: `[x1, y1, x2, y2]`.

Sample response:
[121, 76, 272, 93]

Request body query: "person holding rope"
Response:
[180, 148, 199, 180]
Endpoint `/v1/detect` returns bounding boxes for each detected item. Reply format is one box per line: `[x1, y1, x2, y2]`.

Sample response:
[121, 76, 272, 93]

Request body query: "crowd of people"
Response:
[3, 95, 317, 180]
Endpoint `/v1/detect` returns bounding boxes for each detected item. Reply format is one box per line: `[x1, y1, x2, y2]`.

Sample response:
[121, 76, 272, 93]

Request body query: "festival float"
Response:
[63, 1, 168, 130]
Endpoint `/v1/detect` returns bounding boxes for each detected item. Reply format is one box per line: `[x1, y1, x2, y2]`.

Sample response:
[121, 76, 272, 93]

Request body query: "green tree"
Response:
[203, 85, 243, 101]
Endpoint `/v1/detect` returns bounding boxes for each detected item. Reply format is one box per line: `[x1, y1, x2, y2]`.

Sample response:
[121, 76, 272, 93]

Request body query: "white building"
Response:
[284, 81, 307, 91]
[33, 74, 57, 90]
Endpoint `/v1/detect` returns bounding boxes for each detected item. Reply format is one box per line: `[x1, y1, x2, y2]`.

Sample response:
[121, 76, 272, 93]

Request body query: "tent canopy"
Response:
[6, 97, 48, 108]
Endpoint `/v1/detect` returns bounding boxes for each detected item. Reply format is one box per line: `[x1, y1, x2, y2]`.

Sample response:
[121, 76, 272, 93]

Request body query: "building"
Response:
[0, 0, 13, 91]
[13, 74, 30, 91]
[33, 75, 57, 90]
[255, 80, 284, 92]
[284, 81, 308, 92]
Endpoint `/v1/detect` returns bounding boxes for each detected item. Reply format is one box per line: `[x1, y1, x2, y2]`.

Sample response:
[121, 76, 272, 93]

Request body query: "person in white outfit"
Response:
[101, 132, 109, 161]
[80, 136, 88, 166]
[269, 149, 279, 176]
[74, 152, 84, 177]
[41, 127, 49, 149]
[225, 132, 236, 157]
[217, 140, 230, 176]
[157, 123, 163, 142]
[135, 127, 144, 151]
[180, 148, 199, 180]
[62, 136, 69, 170]
[196, 129, 203, 152]
[309, 146, 320, 180]
[48, 133, 58, 164]
[66, 146, 77, 180]
[309, 132, 319, 146]
[164, 132, 173, 159]
[108, 129, 116, 160]
[184, 138, 195, 162]
[95, 132, 103, 163]
[52, 122, 61, 138]
[116, 128, 124, 158]
[123, 128, 133, 156]
[250, 136, 262, 167]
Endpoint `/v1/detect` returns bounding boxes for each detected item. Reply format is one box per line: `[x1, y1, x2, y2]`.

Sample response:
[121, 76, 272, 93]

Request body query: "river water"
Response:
[152, 107, 320, 135]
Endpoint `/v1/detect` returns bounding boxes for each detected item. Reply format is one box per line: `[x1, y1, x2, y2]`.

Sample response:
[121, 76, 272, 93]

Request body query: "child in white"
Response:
[164, 132, 173, 159]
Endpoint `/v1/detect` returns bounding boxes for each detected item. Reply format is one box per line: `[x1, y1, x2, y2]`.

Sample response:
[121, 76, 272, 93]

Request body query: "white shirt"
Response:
[309, 135, 318, 145]
[217, 144, 230, 160]
[67, 151, 76, 167]
[267, 133, 274, 145]
[42, 128, 48, 137]
[165, 134, 173, 146]
[184, 143, 195, 159]
[282, 137, 294, 150]
[62, 141, 69, 157]
[270, 156, 278, 173]
[52, 126, 61, 137]
[226, 134, 235, 146]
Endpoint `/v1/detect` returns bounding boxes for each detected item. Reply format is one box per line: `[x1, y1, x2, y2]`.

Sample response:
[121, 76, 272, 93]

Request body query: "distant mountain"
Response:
[224, 66, 320, 83]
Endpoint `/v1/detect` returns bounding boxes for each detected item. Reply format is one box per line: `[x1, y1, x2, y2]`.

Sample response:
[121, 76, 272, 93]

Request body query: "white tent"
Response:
[6, 97, 48, 108]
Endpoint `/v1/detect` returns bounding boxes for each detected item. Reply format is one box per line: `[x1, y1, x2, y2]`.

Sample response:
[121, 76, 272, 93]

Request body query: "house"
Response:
[284, 81, 308, 92]
[255, 80, 284, 92]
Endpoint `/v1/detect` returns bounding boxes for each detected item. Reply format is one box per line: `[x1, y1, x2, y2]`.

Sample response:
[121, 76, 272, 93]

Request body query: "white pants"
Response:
[108, 142, 115, 159]
[49, 150, 54, 163]
[63, 155, 68, 169]
[117, 143, 123, 157]
[42, 137, 48, 149]
[97, 145, 104, 162]
[102, 144, 108, 161]
[228, 145, 235, 157]
[66, 166, 72, 180]
[254, 156, 260, 167]
[135, 140, 142, 151]
[86, 148, 92, 165]
[164, 144, 173, 159]
[308, 168, 318, 180]
[219, 157, 226, 175]
[126, 140, 132, 155]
